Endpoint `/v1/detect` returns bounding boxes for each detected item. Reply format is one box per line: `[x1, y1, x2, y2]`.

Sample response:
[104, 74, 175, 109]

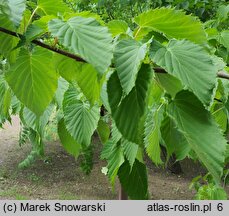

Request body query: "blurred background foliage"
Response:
[64, 0, 229, 27]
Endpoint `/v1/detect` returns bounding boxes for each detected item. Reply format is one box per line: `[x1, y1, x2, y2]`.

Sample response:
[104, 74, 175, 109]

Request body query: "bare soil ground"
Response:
[0, 116, 228, 200]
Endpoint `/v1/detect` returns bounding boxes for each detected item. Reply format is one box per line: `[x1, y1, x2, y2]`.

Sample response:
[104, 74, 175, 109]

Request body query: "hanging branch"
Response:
[0, 26, 228, 80]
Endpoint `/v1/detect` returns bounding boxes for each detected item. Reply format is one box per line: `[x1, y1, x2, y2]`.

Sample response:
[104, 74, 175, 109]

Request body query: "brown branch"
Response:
[154, 67, 229, 80]
[217, 71, 229, 80]
[1, 26, 229, 80]
[154, 67, 167, 73]
[0, 27, 86, 63]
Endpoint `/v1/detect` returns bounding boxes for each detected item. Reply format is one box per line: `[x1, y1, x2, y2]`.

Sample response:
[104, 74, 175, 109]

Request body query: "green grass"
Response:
[58, 190, 79, 200]
[0, 168, 9, 179]
[0, 186, 28, 200]
[0, 187, 17, 197]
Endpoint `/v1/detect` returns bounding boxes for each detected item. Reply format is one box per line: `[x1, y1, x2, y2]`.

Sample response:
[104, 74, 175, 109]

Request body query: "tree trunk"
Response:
[118, 185, 128, 200]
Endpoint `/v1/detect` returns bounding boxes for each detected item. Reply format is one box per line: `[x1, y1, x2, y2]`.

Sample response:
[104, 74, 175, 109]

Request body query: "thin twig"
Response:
[217, 71, 229, 80]
[0, 27, 86, 63]
[154, 67, 167, 73]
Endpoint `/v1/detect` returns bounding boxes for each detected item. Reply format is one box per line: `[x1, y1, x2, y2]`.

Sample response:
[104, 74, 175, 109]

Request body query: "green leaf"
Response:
[218, 79, 229, 103]
[150, 40, 217, 107]
[97, 119, 110, 144]
[0, 0, 26, 28]
[101, 140, 114, 160]
[147, 81, 163, 107]
[2, 10, 31, 62]
[212, 105, 227, 132]
[133, 27, 152, 41]
[219, 31, 229, 50]
[23, 104, 54, 134]
[114, 39, 148, 94]
[108, 64, 152, 143]
[65, 11, 104, 24]
[110, 122, 122, 144]
[100, 70, 113, 112]
[55, 77, 69, 108]
[107, 71, 122, 114]
[144, 106, 164, 165]
[195, 184, 227, 200]
[211, 187, 228, 200]
[226, 145, 229, 162]
[54, 54, 101, 105]
[1, 89, 11, 117]
[0, 7, 30, 62]
[0, 16, 19, 63]
[135, 8, 206, 44]
[168, 90, 227, 183]
[33, 15, 56, 31]
[54, 54, 81, 82]
[37, 0, 70, 15]
[0, 76, 11, 118]
[75, 64, 101, 105]
[121, 139, 138, 169]
[155, 73, 183, 98]
[58, 118, 81, 157]
[24, 24, 44, 41]
[118, 160, 148, 200]
[6, 47, 58, 115]
[101, 140, 124, 185]
[63, 86, 100, 146]
[49, 16, 113, 75]
[161, 116, 190, 160]
[107, 20, 129, 37]
[11, 96, 21, 115]
[107, 144, 124, 184]
[217, 5, 229, 22]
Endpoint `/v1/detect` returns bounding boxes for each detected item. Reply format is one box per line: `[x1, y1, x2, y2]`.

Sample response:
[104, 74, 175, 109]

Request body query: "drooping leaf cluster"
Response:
[0, 0, 229, 199]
